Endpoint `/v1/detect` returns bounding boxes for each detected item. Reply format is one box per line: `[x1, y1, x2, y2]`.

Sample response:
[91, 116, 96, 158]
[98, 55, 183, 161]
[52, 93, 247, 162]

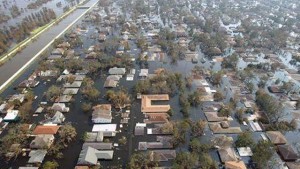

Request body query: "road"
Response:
[0, 0, 99, 93]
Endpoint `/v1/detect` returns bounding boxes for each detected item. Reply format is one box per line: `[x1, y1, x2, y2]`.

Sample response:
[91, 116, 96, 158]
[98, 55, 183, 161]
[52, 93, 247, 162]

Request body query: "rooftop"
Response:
[141, 94, 170, 113]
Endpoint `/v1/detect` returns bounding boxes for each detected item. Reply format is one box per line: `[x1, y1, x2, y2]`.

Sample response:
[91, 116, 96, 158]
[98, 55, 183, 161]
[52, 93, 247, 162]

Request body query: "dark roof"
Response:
[286, 162, 300, 169]
[134, 126, 145, 135]
[277, 145, 299, 161]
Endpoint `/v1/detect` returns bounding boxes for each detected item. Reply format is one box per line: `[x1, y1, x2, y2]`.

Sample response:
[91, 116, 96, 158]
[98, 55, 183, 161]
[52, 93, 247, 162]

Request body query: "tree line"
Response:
[0, 7, 56, 55]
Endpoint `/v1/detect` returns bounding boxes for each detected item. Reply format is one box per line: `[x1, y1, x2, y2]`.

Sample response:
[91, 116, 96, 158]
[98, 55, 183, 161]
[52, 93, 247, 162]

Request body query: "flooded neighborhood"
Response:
[0, 0, 300, 169]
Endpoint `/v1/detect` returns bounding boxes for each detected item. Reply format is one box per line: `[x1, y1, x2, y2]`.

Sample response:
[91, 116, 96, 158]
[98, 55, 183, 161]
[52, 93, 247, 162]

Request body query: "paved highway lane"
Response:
[0, 0, 99, 92]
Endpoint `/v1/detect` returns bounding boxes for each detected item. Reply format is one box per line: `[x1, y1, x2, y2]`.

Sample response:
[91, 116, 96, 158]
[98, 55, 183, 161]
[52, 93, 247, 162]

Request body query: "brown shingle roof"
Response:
[278, 145, 299, 161]
[286, 162, 300, 169]
[266, 131, 287, 145]
[218, 147, 237, 163]
[33, 125, 60, 135]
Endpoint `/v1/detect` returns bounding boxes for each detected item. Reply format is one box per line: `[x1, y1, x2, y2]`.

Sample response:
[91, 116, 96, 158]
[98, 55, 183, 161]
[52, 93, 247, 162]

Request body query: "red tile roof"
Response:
[33, 125, 60, 135]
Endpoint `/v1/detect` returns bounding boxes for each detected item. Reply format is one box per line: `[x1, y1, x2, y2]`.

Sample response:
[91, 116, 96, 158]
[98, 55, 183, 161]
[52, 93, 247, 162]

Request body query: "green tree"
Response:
[81, 86, 100, 101]
[218, 105, 232, 117]
[252, 141, 274, 168]
[42, 161, 59, 169]
[222, 53, 239, 70]
[58, 124, 77, 147]
[106, 90, 130, 109]
[173, 152, 198, 169]
[45, 85, 61, 100]
[199, 153, 217, 169]
[190, 139, 211, 153]
[119, 136, 127, 145]
[211, 71, 223, 86]
[256, 90, 285, 123]
[129, 152, 158, 169]
[235, 131, 254, 147]
[213, 90, 224, 101]
[188, 90, 204, 107]
[191, 120, 207, 137]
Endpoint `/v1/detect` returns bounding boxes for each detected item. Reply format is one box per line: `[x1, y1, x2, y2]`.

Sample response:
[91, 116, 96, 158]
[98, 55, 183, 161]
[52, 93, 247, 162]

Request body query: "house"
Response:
[51, 103, 70, 112]
[77, 147, 114, 165]
[74, 166, 89, 169]
[84, 132, 104, 142]
[209, 123, 242, 134]
[57, 42, 70, 49]
[144, 113, 169, 123]
[57, 74, 86, 82]
[106, 75, 122, 81]
[266, 131, 287, 145]
[204, 112, 228, 122]
[225, 161, 247, 169]
[39, 70, 59, 77]
[42, 111, 65, 124]
[27, 150, 47, 163]
[249, 121, 263, 132]
[51, 48, 64, 55]
[82, 142, 113, 150]
[185, 52, 198, 63]
[33, 125, 60, 135]
[57, 95, 72, 103]
[126, 74, 134, 81]
[3, 110, 19, 122]
[0, 103, 7, 113]
[135, 123, 146, 135]
[139, 69, 149, 77]
[277, 145, 299, 161]
[92, 104, 112, 123]
[149, 150, 176, 162]
[63, 88, 79, 95]
[30, 134, 54, 149]
[8, 94, 25, 103]
[218, 147, 237, 163]
[104, 79, 118, 88]
[92, 124, 117, 136]
[18, 80, 39, 88]
[5, 144, 21, 158]
[286, 162, 300, 169]
[141, 95, 171, 113]
[147, 124, 173, 135]
[108, 67, 126, 75]
[63, 81, 82, 88]
[237, 147, 253, 156]
[138, 136, 173, 150]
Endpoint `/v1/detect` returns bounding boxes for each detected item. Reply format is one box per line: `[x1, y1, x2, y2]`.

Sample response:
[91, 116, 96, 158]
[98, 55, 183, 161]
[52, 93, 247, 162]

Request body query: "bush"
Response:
[81, 102, 92, 112]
